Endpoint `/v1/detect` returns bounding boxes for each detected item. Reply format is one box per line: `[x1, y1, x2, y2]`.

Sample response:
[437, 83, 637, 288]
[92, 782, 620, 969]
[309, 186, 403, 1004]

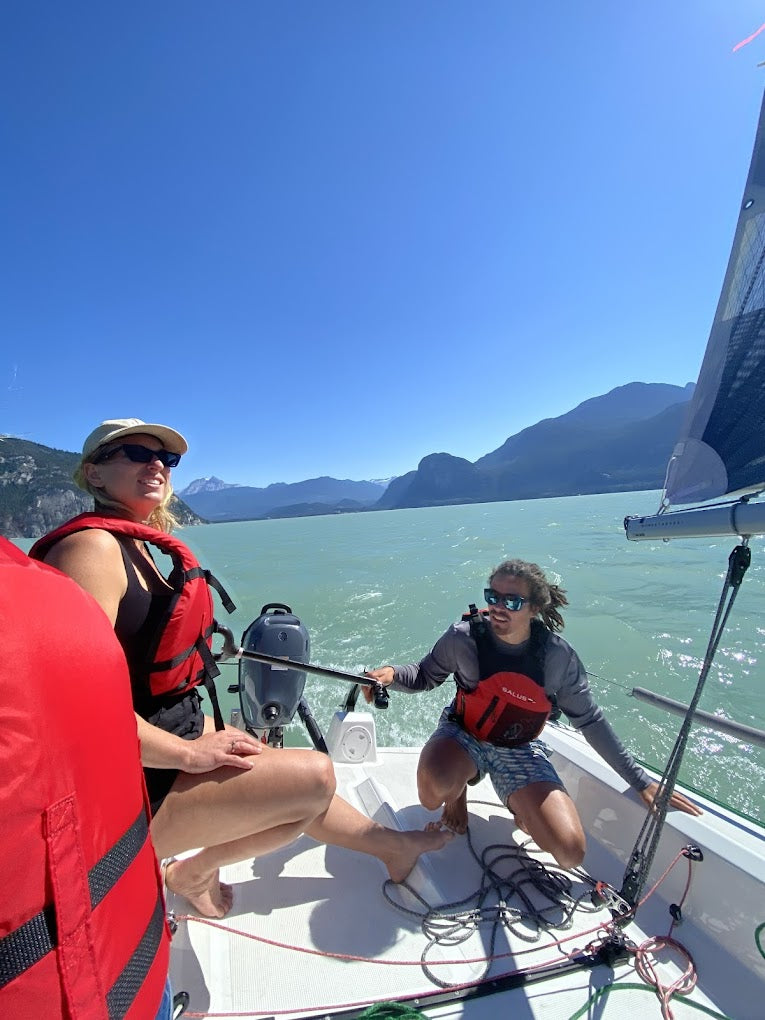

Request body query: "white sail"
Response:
[664, 92, 765, 506]
[626, 92, 765, 541]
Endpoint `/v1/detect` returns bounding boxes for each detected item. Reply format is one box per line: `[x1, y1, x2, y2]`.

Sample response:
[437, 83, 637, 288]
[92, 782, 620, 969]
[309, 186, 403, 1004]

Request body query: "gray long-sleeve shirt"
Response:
[390, 620, 650, 792]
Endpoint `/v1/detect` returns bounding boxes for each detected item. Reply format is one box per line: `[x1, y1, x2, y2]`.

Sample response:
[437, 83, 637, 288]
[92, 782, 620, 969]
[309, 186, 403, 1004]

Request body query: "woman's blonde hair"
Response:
[74, 454, 181, 533]
[489, 558, 568, 632]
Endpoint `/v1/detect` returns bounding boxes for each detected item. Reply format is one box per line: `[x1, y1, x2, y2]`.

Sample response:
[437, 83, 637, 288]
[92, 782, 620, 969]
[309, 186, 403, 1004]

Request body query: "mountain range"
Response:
[1, 381, 693, 536]
[180, 476, 386, 522]
[179, 381, 694, 518]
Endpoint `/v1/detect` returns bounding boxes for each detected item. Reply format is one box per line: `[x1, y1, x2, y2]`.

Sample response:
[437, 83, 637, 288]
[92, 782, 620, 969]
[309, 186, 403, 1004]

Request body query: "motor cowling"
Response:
[238, 603, 309, 730]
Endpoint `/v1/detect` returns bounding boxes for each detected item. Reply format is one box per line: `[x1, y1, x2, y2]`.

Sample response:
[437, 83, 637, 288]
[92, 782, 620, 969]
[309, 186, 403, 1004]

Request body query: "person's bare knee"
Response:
[508, 782, 585, 870]
[417, 770, 448, 810]
[154, 746, 338, 854]
[519, 815, 585, 870]
[417, 737, 475, 810]
[275, 747, 337, 818]
[549, 827, 586, 870]
[308, 750, 337, 809]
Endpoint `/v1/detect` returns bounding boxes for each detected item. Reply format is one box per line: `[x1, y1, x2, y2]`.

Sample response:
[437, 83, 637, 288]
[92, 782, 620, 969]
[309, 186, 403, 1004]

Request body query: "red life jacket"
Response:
[454, 608, 555, 748]
[0, 537, 170, 1019]
[30, 514, 235, 728]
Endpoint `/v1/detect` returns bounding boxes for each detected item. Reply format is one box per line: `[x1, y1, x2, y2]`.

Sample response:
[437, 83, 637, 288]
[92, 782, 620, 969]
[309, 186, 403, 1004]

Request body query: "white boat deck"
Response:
[166, 726, 764, 1019]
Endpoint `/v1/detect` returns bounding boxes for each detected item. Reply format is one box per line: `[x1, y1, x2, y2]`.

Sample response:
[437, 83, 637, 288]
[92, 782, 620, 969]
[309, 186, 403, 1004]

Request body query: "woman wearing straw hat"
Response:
[33, 418, 451, 919]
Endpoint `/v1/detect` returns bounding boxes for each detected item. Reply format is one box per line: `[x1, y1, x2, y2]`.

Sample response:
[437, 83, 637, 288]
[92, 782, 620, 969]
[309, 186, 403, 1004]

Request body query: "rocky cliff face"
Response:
[8, 487, 95, 539]
[376, 383, 693, 510]
[0, 437, 203, 538]
[396, 453, 489, 508]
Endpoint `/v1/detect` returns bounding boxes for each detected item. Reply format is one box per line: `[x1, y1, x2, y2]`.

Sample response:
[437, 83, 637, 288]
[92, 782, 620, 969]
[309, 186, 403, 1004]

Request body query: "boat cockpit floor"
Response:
[167, 749, 727, 1020]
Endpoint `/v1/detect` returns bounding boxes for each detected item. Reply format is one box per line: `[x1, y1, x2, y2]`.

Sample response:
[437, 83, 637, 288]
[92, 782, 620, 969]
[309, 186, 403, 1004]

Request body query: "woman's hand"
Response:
[362, 666, 394, 704]
[136, 712, 265, 773]
[639, 781, 702, 817]
[183, 729, 264, 774]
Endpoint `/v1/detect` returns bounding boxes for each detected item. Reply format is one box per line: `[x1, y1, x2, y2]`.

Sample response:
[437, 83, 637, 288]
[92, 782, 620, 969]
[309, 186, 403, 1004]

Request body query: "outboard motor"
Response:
[238, 603, 309, 735]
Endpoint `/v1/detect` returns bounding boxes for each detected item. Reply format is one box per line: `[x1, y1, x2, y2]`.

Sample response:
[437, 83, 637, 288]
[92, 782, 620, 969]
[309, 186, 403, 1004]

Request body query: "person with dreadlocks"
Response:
[365, 559, 700, 869]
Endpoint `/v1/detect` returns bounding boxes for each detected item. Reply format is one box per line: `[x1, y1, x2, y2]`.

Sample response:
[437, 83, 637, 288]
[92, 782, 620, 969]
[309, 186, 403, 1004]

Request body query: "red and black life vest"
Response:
[30, 513, 235, 730]
[454, 607, 556, 748]
[0, 537, 170, 1019]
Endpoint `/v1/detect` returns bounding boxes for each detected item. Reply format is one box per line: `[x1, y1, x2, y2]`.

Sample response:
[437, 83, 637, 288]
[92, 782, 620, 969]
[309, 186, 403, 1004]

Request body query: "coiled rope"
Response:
[174, 839, 701, 1018]
[382, 819, 600, 988]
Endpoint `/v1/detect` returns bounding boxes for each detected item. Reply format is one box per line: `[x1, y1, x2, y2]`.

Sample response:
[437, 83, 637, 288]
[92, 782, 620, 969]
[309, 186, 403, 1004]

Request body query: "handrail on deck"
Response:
[631, 687, 765, 749]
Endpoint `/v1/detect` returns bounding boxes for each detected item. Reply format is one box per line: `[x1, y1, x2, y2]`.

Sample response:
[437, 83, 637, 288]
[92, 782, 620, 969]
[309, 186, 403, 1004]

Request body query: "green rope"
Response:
[567, 982, 731, 1020]
[756, 922, 765, 960]
[357, 1005, 426, 1020]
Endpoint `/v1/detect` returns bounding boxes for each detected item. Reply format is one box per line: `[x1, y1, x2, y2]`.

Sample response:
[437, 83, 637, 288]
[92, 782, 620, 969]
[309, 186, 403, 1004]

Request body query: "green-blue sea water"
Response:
[174, 490, 765, 824]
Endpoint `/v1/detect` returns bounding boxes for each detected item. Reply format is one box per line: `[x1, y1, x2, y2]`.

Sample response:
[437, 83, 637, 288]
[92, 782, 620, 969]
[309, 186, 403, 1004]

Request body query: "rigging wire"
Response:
[619, 541, 752, 907]
[585, 668, 632, 693]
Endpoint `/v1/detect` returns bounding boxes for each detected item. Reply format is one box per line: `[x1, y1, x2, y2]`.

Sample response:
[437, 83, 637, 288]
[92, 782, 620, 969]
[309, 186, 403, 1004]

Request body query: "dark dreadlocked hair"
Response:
[488, 559, 568, 632]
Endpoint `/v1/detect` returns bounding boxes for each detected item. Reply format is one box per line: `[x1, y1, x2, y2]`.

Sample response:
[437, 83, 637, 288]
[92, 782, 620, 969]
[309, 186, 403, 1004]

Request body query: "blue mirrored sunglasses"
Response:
[484, 588, 527, 612]
[93, 443, 182, 468]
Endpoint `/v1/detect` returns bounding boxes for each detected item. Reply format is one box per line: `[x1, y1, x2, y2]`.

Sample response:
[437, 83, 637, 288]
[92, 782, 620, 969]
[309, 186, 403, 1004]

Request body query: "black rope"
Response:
[619, 542, 751, 908]
[382, 823, 598, 989]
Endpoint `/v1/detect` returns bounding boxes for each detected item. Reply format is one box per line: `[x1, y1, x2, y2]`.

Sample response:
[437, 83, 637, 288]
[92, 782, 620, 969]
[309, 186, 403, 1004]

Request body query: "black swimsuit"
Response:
[114, 539, 204, 815]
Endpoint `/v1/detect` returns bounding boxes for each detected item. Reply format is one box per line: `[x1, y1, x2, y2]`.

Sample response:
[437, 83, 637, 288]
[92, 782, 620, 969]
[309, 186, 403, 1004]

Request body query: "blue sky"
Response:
[3, 2, 765, 489]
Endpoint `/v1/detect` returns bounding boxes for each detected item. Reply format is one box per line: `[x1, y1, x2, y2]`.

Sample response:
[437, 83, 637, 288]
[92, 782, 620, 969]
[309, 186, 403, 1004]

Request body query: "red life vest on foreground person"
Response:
[30, 513, 235, 728]
[0, 537, 170, 1019]
[454, 609, 557, 748]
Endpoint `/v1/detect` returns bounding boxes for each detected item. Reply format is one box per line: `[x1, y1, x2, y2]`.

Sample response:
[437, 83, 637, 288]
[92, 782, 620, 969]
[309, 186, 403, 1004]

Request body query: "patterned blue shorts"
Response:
[431, 707, 564, 805]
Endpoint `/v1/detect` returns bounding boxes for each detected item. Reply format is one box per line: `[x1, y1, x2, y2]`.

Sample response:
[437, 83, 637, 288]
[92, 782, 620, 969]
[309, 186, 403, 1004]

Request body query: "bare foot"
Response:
[383, 827, 454, 884]
[425, 786, 469, 835]
[164, 858, 234, 918]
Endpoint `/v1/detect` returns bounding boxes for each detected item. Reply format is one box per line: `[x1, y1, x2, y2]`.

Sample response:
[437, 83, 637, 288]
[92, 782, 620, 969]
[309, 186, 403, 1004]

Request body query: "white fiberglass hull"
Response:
[167, 720, 765, 1019]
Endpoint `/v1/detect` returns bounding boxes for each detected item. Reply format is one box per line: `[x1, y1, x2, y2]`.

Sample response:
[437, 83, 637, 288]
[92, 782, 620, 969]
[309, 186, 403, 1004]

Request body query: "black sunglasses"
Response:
[93, 443, 182, 468]
[484, 588, 528, 612]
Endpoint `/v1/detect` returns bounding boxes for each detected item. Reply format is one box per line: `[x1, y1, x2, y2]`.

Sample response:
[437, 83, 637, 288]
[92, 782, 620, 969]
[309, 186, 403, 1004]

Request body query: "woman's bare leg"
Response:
[304, 793, 452, 883]
[507, 782, 586, 870]
[151, 745, 452, 916]
[417, 736, 478, 834]
[151, 746, 337, 854]
[152, 746, 336, 916]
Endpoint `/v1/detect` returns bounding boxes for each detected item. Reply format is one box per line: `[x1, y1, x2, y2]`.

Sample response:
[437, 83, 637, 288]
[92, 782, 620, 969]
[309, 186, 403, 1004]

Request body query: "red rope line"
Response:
[178, 909, 611, 968]
[634, 847, 689, 914]
[633, 936, 697, 1020]
[176, 847, 698, 1019]
[733, 22, 765, 53]
[182, 947, 611, 1020]
[627, 853, 698, 1020]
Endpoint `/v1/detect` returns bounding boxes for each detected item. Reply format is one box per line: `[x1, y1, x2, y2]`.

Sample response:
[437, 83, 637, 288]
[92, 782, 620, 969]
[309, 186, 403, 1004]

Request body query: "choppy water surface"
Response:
[180, 491, 765, 824]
